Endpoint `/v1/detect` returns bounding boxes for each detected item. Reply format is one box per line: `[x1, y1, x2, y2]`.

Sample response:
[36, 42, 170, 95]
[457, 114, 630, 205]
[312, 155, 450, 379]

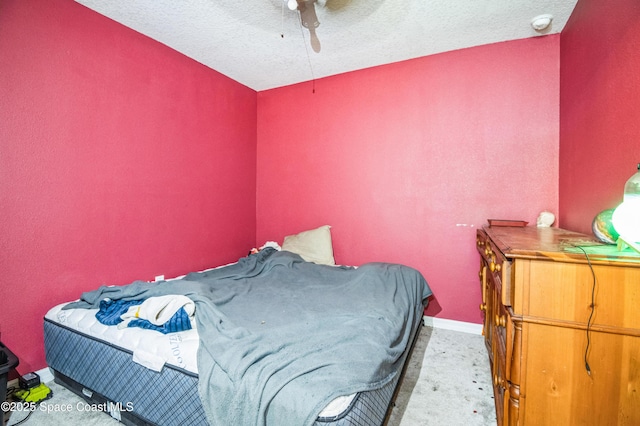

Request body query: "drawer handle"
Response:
[494, 314, 506, 328]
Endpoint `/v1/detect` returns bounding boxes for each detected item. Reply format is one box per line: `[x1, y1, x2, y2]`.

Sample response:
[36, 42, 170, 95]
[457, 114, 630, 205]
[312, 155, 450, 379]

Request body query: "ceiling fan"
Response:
[285, 0, 352, 53]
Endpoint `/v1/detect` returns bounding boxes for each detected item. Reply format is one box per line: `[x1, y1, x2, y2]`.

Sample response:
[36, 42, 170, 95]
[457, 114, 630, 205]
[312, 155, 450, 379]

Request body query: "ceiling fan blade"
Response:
[309, 29, 321, 52]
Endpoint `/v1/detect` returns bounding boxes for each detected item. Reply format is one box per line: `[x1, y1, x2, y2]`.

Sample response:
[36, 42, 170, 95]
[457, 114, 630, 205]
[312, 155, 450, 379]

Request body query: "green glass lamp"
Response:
[612, 163, 640, 253]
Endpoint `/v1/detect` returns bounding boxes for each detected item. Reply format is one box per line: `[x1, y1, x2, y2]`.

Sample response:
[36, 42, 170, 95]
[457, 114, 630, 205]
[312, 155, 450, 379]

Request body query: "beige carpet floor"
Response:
[387, 326, 496, 426]
[4, 325, 497, 426]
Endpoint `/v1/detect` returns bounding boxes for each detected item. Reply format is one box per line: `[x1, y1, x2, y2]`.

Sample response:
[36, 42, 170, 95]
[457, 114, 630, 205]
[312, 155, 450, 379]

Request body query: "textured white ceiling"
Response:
[75, 0, 579, 91]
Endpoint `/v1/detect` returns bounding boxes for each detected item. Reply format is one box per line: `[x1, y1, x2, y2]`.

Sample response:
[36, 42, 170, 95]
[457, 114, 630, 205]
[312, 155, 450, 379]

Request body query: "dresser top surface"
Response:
[482, 225, 640, 266]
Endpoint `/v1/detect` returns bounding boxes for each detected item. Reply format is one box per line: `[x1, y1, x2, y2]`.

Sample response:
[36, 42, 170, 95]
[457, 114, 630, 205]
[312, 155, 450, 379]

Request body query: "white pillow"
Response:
[282, 225, 335, 266]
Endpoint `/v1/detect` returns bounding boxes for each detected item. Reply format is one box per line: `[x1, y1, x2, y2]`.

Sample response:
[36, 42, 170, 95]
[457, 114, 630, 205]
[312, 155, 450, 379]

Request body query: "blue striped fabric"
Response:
[96, 298, 192, 334]
[96, 299, 143, 325]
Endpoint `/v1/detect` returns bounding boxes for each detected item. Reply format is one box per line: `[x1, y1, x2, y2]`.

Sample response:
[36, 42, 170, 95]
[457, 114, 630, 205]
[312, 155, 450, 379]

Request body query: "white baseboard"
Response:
[37, 367, 54, 384]
[423, 316, 483, 335]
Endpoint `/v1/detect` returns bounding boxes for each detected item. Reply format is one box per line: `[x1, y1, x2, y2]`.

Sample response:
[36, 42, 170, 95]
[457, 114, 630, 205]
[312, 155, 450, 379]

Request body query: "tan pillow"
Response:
[282, 225, 335, 265]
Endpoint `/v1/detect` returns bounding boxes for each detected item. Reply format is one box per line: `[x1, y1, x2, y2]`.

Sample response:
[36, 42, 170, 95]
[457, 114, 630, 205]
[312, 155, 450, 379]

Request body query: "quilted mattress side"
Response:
[44, 319, 208, 426]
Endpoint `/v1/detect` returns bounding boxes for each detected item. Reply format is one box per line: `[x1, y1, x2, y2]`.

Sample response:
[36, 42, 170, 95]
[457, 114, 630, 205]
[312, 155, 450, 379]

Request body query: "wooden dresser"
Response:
[476, 225, 640, 426]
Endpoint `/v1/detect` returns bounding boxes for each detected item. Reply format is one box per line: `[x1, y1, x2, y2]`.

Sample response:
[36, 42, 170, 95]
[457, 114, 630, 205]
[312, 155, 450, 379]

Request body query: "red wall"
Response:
[0, 0, 257, 372]
[257, 37, 560, 323]
[559, 0, 640, 232]
[4, 0, 599, 374]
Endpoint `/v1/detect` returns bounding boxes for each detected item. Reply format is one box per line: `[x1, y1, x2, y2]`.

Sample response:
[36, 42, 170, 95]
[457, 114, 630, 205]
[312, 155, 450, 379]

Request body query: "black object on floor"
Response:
[1, 341, 19, 406]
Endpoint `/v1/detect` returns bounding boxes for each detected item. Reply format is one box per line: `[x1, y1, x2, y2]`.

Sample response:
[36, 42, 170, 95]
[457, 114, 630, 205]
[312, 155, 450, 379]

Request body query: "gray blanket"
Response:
[65, 248, 432, 426]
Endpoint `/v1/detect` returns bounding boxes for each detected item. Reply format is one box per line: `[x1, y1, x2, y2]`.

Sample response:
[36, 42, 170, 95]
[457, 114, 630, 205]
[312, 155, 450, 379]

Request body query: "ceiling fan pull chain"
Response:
[281, 0, 285, 38]
[297, 16, 317, 93]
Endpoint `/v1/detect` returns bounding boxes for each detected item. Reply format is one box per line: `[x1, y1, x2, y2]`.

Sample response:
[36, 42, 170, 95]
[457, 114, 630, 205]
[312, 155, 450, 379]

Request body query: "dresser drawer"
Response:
[518, 259, 640, 329]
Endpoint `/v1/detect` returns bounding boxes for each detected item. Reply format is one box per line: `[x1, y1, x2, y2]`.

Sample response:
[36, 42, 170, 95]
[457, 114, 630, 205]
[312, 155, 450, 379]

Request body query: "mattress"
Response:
[44, 302, 422, 426]
[44, 249, 431, 425]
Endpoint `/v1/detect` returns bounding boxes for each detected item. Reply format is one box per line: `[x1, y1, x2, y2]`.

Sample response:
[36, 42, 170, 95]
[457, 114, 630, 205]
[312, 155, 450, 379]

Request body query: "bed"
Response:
[44, 229, 431, 426]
